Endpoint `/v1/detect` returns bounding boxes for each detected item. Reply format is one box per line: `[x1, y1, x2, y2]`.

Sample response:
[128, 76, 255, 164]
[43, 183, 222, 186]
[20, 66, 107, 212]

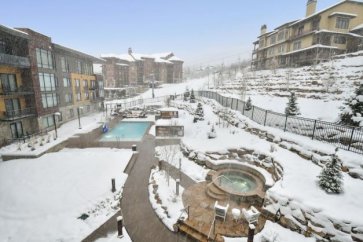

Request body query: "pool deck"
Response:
[181, 182, 266, 238]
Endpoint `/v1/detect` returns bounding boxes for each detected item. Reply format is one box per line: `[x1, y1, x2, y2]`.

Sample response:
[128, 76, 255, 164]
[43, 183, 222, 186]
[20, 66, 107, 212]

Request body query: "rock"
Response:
[352, 233, 363, 242]
[280, 216, 301, 231]
[292, 209, 307, 225]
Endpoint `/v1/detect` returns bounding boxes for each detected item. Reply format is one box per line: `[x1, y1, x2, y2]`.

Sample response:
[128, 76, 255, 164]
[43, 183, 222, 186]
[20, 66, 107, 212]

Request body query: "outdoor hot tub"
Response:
[209, 168, 266, 205]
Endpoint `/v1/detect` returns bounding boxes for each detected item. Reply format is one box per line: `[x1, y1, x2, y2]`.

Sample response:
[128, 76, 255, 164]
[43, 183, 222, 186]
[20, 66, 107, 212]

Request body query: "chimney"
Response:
[261, 24, 267, 35]
[128, 47, 132, 55]
[306, 0, 317, 17]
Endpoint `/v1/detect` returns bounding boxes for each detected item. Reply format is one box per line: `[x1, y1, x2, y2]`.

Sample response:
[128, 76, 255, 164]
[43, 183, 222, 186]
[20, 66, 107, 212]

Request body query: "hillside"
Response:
[214, 51, 363, 122]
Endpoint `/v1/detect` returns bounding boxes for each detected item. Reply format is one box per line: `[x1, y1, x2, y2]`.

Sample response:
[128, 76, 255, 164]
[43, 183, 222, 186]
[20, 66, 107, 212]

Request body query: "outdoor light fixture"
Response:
[77, 106, 83, 129]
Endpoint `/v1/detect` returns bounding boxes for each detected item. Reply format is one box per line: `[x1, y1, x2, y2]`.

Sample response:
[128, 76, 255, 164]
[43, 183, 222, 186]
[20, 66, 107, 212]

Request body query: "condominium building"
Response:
[0, 25, 104, 146]
[101, 48, 183, 88]
[251, 0, 363, 70]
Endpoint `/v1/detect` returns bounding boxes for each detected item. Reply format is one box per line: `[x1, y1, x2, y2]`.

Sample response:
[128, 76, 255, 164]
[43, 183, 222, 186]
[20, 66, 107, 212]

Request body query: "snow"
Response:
[148, 167, 186, 231]
[329, 12, 358, 17]
[155, 145, 209, 182]
[224, 220, 315, 242]
[94, 228, 132, 242]
[0, 148, 133, 242]
[0, 112, 106, 157]
[155, 118, 182, 126]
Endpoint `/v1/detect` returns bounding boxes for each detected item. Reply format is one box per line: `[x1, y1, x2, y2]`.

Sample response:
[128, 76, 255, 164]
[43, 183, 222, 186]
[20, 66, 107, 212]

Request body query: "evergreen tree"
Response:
[318, 149, 343, 194]
[340, 83, 363, 127]
[190, 89, 196, 103]
[245, 97, 252, 111]
[285, 92, 300, 116]
[194, 102, 204, 121]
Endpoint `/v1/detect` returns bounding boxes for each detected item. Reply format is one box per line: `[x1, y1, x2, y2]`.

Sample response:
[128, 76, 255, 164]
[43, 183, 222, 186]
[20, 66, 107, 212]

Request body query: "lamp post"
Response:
[77, 106, 83, 129]
[53, 112, 61, 140]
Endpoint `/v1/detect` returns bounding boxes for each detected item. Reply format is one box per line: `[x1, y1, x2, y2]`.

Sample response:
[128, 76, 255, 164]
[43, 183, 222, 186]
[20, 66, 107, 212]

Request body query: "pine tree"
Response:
[285, 92, 300, 116]
[190, 89, 196, 103]
[318, 150, 343, 194]
[194, 102, 204, 121]
[340, 83, 363, 127]
[245, 96, 252, 111]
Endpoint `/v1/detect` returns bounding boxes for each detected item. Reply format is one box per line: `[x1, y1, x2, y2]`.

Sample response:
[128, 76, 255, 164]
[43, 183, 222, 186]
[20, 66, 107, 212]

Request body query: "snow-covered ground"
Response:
[213, 51, 363, 122]
[224, 220, 315, 242]
[95, 228, 132, 242]
[148, 167, 185, 231]
[0, 112, 106, 157]
[0, 148, 133, 242]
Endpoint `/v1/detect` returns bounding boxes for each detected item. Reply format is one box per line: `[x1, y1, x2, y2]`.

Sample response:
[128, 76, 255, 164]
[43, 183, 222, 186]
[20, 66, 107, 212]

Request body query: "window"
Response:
[42, 116, 54, 128]
[0, 40, 5, 54]
[278, 31, 285, 41]
[63, 77, 71, 87]
[312, 20, 319, 30]
[85, 91, 89, 100]
[75, 79, 80, 87]
[83, 80, 88, 88]
[270, 35, 276, 45]
[91, 80, 96, 88]
[336, 17, 349, 29]
[334, 36, 347, 44]
[285, 30, 289, 39]
[65, 93, 72, 103]
[278, 44, 285, 53]
[297, 26, 304, 36]
[41, 93, 58, 108]
[5, 98, 20, 115]
[268, 47, 275, 55]
[259, 39, 264, 47]
[36, 48, 53, 69]
[10, 121, 23, 138]
[39, 73, 56, 91]
[293, 40, 301, 50]
[1, 73, 17, 92]
[60, 57, 69, 72]
[76, 92, 81, 101]
[76, 61, 82, 73]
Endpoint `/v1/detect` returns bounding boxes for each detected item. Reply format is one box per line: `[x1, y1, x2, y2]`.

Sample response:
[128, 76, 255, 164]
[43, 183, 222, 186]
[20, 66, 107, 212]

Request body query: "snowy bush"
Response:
[285, 92, 300, 116]
[340, 83, 363, 127]
[193, 102, 204, 122]
[318, 149, 343, 194]
[207, 125, 217, 139]
[245, 96, 252, 111]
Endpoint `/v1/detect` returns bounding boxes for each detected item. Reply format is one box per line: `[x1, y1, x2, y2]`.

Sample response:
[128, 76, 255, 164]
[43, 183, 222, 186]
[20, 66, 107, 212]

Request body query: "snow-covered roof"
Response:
[352, 23, 363, 31]
[316, 29, 363, 38]
[155, 118, 182, 126]
[100, 54, 136, 62]
[159, 107, 179, 112]
[168, 56, 183, 62]
[282, 44, 338, 55]
[328, 12, 358, 18]
[116, 63, 129, 66]
[0, 25, 29, 38]
[151, 52, 173, 58]
[290, 0, 363, 27]
[155, 58, 173, 64]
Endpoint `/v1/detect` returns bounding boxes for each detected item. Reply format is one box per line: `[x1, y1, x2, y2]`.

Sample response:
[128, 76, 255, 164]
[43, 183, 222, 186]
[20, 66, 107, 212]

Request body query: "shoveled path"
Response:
[121, 135, 194, 242]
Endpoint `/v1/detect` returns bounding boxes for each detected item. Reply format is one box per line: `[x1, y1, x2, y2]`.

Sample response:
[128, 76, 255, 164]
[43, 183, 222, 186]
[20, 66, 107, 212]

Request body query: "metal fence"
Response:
[197, 90, 363, 155]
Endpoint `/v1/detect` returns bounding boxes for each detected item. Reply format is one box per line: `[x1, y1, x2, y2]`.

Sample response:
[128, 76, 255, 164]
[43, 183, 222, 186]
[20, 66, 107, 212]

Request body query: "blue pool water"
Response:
[100, 122, 150, 141]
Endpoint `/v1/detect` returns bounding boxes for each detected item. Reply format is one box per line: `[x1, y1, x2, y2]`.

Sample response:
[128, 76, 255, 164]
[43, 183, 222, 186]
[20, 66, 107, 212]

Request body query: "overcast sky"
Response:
[2, 0, 342, 67]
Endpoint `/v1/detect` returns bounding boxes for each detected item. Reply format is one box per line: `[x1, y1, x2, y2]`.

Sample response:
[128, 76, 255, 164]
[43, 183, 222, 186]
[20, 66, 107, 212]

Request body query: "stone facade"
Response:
[0, 25, 104, 146]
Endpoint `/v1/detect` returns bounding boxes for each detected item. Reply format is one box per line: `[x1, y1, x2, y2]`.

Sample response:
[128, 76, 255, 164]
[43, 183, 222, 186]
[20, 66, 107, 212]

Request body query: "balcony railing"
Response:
[0, 53, 30, 68]
[0, 86, 34, 96]
[1, 107, 36, 121]
[289, 28, 318, 40]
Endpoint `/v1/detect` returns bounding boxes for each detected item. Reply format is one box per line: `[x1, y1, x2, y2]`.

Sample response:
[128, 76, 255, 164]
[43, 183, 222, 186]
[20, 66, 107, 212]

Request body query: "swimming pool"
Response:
[100, 122, 150, 141]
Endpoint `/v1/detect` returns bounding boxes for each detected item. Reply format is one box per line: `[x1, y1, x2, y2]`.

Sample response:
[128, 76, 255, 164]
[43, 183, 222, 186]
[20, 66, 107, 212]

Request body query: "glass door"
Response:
[10, 121, 23, 138]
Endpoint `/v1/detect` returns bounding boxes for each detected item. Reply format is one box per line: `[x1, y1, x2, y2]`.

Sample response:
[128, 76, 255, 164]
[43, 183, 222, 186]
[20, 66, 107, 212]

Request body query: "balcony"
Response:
[289, 29, 318, 41]
[0, 53, 30, 68]
[0, 86, 34, 96]
[1, 107, 36, 121]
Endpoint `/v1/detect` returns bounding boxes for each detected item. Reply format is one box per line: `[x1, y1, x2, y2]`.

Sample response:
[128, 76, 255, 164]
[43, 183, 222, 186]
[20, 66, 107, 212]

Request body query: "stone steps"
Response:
[206, 183, 228, 201]
[176, 220, 224, 242]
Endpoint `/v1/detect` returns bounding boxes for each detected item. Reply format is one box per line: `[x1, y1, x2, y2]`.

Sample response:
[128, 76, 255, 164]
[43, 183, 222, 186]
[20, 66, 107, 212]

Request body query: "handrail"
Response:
[207, 174, 234, 187]
[207, 217, 216, 239]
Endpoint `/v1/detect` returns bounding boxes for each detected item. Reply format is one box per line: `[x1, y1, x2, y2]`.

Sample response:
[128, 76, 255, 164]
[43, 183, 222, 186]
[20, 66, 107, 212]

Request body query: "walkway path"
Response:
[121, 135, 194, 242]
